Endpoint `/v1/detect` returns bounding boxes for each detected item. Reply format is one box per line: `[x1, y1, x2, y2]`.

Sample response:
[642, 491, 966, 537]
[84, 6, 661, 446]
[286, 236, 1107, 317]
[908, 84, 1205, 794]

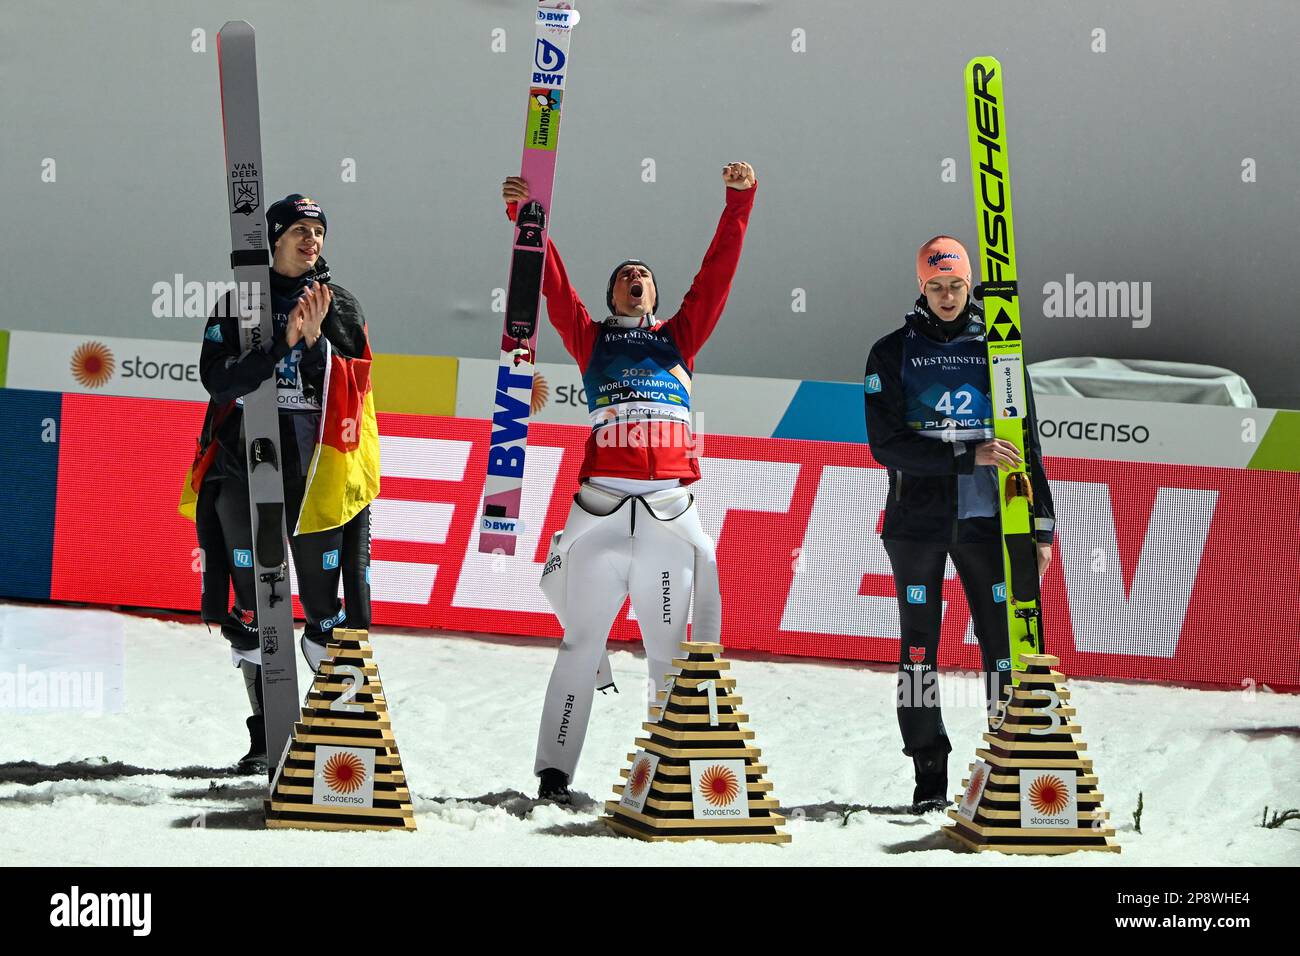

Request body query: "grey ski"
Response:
[216, 20, 300, 778]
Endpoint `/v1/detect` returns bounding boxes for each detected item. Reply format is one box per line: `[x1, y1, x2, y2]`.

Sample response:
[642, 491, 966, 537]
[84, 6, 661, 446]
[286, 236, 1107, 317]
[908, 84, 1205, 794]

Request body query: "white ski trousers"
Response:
[533, 482, 720, 779]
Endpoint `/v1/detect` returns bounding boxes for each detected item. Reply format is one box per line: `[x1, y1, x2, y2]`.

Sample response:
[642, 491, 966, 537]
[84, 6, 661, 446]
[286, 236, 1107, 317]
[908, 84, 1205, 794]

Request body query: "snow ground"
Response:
[1, 602, 1297, 867]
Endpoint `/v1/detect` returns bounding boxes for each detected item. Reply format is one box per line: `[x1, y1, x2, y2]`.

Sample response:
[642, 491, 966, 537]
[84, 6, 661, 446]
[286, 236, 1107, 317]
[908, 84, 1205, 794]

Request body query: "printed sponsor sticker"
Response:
[990, 353, 1026, 419]
[1019, 769, 1078, 828]
[689, 759, 748, 820]
[958, 759, 992, 820]
[312, 745, 376, 809]
[619, 750, 660, 814]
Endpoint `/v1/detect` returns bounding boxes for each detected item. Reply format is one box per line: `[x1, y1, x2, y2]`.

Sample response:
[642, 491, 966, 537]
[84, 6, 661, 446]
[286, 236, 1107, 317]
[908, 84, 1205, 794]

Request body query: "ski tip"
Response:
[966, 54, 1001, 71]
[537, 3, 580, 28]
[219, 20, 255, 38]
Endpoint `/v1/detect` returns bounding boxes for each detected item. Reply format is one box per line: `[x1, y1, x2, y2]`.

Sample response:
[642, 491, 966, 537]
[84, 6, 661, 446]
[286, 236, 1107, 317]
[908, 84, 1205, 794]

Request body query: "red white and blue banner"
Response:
[2, 390, 1297, 689]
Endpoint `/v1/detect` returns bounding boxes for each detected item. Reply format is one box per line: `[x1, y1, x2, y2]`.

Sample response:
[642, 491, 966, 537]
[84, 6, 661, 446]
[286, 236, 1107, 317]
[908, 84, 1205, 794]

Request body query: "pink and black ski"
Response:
[480, 1, 579, 556]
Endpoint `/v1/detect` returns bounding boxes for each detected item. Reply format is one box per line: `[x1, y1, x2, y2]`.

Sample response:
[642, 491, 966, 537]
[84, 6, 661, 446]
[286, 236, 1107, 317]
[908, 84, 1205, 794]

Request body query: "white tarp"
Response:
[1029, 357, 1257, 407]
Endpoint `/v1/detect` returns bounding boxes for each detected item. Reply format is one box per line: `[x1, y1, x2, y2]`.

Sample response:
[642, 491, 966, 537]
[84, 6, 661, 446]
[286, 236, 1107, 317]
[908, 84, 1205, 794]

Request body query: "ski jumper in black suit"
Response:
[863, 297, 1055, 759]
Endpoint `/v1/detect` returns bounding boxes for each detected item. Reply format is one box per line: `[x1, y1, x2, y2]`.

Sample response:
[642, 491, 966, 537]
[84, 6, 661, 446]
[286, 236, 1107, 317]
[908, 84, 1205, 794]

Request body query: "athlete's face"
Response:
[923, 277, 968, 321]
[272, 219, 325, 278]
[611, 264, 656, 317]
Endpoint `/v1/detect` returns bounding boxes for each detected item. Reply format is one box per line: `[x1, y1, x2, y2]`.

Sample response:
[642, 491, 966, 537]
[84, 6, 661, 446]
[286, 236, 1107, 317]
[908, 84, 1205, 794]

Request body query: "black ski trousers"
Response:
[883, 534, 1010, 758]
[213, 473, 371, 646]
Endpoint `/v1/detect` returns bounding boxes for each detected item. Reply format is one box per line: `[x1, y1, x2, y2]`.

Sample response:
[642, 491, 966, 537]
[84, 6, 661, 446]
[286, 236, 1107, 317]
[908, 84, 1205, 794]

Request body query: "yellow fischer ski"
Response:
[965, 56, 1045, 684]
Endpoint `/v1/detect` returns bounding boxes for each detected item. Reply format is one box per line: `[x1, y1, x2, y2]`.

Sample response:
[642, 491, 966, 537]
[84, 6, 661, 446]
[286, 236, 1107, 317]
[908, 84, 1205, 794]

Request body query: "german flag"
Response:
[295, 330, 381, 534]
[178, 404, 233, 522]
[178, 442, 218, 522]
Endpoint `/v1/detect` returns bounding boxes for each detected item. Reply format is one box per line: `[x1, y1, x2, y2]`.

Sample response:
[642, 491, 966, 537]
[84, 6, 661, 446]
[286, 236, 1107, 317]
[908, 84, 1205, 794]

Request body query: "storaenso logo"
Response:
[49, 885, 152, 936]
[70, 342, 115, 389]
[1039, 418, 1150, 444]
[969, 63, 1012, 279]
[122, 356, 200, 383]
[71, 341, 200, 386]
[554, 383, 587, 407]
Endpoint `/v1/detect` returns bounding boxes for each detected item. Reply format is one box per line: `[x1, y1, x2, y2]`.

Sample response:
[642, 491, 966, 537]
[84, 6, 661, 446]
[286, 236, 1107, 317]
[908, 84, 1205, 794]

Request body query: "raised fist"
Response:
[722, 162, 756, 190]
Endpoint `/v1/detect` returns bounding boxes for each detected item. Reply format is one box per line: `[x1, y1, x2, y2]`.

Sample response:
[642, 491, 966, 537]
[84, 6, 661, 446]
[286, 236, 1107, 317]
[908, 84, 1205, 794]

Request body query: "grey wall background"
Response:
[2, 0, 1297, 408]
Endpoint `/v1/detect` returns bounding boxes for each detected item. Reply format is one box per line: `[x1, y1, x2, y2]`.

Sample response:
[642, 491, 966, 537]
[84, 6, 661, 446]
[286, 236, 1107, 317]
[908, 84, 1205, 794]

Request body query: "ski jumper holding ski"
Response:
[181, 194, 380, 772]
[863, 236, 1054, 810]
[503, 164, 756, 796]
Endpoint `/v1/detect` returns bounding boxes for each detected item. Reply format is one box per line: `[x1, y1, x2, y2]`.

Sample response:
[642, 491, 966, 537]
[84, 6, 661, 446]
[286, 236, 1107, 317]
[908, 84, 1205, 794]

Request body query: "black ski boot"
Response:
[537, 768, 571, 804]
[237, 714, 267, 776]
[911, 748, 949, 813]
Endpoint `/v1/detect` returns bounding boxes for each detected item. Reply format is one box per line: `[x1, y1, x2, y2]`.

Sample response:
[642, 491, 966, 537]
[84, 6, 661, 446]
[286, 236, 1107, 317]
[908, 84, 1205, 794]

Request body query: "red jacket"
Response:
[507, 185, 755, 483]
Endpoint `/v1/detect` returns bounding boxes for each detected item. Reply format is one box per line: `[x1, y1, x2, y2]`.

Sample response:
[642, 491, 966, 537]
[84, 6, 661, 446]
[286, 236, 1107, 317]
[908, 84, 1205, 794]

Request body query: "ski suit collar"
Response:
[270, 256, 331, 297]
[905, 296, 984, 344]
[603, 313, 662, 331]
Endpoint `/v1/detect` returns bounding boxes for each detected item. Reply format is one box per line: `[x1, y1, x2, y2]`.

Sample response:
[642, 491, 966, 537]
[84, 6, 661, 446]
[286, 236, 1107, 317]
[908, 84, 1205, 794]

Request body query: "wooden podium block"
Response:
[264, 628, 416, 832]
[944, 654, 1119, 855]
[604, 642, 790, 845]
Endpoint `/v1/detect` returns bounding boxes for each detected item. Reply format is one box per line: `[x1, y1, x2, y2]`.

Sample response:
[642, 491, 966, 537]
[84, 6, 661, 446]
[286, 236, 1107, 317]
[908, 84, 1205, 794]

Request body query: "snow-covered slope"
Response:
[1, 603, 1296, 866]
